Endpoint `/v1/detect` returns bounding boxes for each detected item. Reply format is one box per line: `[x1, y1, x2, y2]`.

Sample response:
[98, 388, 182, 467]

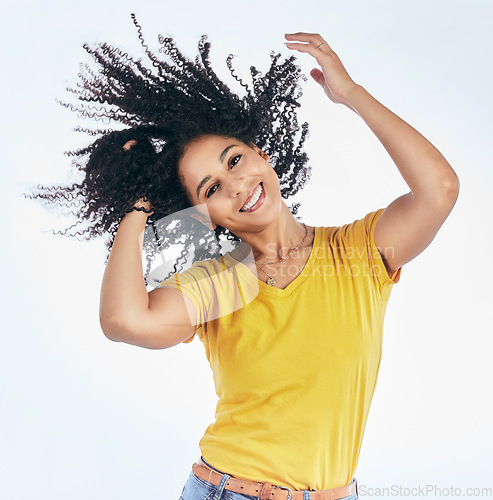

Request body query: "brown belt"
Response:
[192, 458, 357, 500]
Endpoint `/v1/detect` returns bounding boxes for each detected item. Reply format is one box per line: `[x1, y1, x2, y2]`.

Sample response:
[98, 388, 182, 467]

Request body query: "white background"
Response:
[2, 0, 492, 499]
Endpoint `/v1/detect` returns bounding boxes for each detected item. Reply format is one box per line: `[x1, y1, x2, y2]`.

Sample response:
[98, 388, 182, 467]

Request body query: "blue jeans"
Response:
[179, 457, 359, 500]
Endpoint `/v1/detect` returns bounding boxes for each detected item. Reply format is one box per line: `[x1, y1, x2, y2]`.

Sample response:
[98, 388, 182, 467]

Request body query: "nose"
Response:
[225, 173, 247, 197]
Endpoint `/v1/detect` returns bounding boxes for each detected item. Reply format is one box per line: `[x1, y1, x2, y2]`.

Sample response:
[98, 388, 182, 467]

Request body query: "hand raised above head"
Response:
[284, 32, 360, 106]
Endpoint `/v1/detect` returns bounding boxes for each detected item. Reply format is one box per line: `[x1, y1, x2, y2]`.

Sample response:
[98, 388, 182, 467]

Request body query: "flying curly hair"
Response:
[24, 14, 312, 287]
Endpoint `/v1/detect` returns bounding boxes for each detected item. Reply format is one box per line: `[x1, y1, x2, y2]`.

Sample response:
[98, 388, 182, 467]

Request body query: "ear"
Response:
[190, 212, 217, 231]
[250, 143, 270, 163]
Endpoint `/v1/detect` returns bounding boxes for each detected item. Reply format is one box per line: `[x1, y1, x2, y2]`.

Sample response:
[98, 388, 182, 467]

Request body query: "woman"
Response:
[27, 18, 459, 500]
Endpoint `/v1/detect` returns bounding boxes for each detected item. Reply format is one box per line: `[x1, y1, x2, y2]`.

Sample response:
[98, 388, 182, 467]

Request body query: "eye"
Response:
[229, 154, 242, 169]
[206, 154, 242, 198]
[206, 184, 218, 198]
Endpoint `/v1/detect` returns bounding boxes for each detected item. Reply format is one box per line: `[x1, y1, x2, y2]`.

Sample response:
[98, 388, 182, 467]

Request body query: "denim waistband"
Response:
[199, 456, 359, 498]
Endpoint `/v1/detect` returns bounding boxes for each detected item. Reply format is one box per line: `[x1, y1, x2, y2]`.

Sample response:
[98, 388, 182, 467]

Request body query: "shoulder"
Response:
[322, 209, 384, 241]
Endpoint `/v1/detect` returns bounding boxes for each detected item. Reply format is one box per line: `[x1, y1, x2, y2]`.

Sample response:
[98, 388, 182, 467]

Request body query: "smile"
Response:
[240, 183, 265, 213]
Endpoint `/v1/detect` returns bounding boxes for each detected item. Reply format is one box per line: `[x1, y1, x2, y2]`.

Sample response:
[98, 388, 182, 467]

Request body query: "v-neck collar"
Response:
[224, 226, 321, 298]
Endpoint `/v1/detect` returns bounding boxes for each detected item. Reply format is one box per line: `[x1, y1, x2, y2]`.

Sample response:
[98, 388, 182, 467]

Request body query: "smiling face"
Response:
[178, 134, 283, 235]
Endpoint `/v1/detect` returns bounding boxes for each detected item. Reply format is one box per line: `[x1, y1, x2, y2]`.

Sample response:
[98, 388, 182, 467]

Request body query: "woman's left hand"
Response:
[285, 32, 359, 106]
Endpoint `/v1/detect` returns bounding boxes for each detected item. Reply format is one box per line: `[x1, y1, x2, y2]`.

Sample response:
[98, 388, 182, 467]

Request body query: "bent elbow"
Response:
[100, 315, 126, 342]
[443, 171, 460, 199]
[429, 173, 459, 208]
[444, 178, 460, 209]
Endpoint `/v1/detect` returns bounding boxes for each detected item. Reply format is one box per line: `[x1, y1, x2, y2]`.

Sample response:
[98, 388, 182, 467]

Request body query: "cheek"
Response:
[209, 198, 232, 214]
[265, 170, 281, 194]
[194, 203, 212, 219]
[199, 198, 221, 219]
[206, 197, 238, 221]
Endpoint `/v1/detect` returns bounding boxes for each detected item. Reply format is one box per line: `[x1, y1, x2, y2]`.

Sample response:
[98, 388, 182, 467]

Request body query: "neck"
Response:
[233, 202, 308, 262]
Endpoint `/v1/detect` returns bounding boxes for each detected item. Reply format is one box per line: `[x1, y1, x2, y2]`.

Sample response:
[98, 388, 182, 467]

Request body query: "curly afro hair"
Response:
[24, 15, 312, 287]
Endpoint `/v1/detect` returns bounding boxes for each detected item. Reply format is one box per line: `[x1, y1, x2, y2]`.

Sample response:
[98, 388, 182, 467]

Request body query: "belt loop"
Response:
[212, 472, 232, 500]
[353, 477, 359, 498]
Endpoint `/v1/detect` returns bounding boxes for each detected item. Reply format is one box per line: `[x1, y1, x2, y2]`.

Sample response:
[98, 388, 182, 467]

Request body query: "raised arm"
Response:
[342, 84, 459, 276]
[99, 207, 196, 349]
[285, 32, 460, 277]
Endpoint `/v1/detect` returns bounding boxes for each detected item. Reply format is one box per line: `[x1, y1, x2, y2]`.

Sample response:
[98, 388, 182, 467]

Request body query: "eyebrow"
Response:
[196, 144, 238, 199]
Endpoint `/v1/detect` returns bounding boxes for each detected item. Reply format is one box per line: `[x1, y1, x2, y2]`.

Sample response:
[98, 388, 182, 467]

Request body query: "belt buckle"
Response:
[276, 485, 293, 500]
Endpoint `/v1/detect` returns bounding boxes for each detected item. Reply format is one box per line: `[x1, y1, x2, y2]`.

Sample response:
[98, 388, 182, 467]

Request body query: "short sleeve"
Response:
[157, 267, 210, 344]
[366, 208, 402, 290]
[341, 208, 402, 296]
[156, 255, 259, 345]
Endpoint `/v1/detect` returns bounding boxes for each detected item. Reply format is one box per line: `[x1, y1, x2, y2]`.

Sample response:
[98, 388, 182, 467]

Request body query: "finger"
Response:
[285, 32, 328, 48]
[284, 42, 324, 55]
[310, 68, 325, 87]
[285, 32, 323, 43]
[285, 40, 332, 55]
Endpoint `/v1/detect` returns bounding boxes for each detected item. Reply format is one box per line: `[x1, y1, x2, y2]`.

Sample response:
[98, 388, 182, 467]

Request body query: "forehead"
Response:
[178, 135, 241, 182]
[181, 135, 237, 165]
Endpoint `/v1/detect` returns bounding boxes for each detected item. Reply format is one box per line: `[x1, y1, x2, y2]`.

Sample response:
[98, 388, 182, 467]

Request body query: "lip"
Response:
[241, 183, 261, 209]
[239, 183, 265, 213]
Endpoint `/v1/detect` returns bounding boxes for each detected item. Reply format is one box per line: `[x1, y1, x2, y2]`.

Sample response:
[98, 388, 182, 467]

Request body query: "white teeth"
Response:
[240, 184, 262, 211]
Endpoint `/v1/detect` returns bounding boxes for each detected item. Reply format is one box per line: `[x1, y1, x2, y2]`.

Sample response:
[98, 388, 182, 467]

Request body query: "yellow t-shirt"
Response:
[158, 208, 401, 490]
